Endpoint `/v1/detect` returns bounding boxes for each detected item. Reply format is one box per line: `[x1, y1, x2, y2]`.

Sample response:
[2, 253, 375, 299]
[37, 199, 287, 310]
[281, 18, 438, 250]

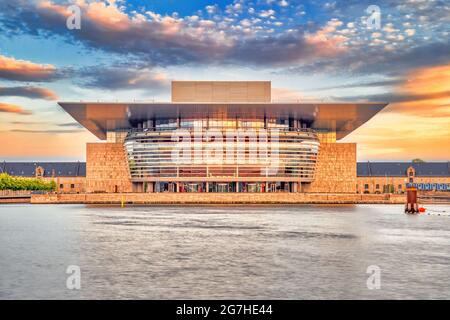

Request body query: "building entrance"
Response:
[217, 183, 228, 193]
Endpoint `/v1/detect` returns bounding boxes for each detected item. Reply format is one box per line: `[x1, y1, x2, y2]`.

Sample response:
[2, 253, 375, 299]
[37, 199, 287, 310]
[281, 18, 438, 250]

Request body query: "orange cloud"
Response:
[387, 63, 450, 117]
[0, 86, 58, 100]
[345, 112, 450, 161]
[0, 103, 32, 115]
[0, 55, 57, 82]
[305, 19, 348, 57]
[39, 0, 131, 31]
[401, 64, 450, 94]
[0, 130, 92, 159]
[27, 0, 341, 66]
[37, 0, 225, 42]
[344, 63, 450, 160]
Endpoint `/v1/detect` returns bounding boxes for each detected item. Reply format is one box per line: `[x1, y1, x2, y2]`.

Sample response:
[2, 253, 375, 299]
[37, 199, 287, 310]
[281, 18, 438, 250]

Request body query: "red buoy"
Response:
[405, 187, 419, 214]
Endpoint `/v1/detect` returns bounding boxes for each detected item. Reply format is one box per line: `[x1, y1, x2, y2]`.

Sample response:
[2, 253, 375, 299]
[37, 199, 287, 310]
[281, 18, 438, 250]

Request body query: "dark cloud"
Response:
[9, 129, 84, 134]
[288, 41, 450, 77]
[330, 0, 450, 22]
[0, 0, 448, 78]
[11, 121, 41, 125]
[0, 0, 228, 65]
[0, 86, 58, 100]
[0, 0, 345, 68]
[57, 122, 83, 128]
[10, 121, 83, 128]
[356, 42, 450, 76]
[226, 30, 337, 65]
[335, 90, 450, 104]
[333, 89, 450, 118]
[313, 79, 404, 91]
[76, 63, 169, 91]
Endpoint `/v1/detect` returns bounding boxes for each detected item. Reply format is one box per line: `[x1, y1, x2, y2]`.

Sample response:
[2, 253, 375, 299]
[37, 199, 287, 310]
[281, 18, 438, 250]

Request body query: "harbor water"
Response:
[0, 204, 449, 299]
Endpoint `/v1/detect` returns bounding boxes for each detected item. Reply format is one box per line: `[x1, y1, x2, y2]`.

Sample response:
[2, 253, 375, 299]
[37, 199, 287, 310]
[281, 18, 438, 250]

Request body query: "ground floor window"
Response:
[155, 182, 177, 192]
[152, 181, 294, 192]
[180, 182, 206, 193]
[208, 182, 236, 192]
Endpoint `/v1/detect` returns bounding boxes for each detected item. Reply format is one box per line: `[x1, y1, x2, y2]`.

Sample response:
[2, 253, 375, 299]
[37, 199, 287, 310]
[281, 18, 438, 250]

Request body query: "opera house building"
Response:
[58, 81, 388, 194]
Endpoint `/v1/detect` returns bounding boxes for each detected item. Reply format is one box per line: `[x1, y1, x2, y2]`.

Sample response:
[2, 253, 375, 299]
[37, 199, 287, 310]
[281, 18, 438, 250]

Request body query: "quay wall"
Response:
[0, 198, 31, 204]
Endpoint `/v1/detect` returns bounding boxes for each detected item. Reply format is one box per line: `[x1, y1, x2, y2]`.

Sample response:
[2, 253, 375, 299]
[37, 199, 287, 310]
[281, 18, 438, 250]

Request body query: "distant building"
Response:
[0, 162, 86, 193]
[357, 162, 450, 194]
[57, 81, 387, 193]
[2, 161, 449, 194]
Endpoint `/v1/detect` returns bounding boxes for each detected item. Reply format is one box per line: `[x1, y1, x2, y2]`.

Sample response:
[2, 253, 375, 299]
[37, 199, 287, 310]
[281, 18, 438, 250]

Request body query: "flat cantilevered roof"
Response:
[58, 102, 388, 140]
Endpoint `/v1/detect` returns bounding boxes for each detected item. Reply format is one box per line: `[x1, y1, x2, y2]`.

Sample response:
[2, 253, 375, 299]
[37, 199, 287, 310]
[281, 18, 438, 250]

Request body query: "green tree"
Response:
[0, 173, 56, 191]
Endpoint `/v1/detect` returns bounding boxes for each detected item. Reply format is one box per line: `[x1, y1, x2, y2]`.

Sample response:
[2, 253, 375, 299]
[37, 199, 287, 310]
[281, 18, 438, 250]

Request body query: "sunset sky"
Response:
[0, 0, 449, 161]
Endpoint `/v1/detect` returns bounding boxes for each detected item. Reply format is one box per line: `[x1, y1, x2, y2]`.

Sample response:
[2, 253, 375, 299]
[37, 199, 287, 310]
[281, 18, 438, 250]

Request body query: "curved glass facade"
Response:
[124, 119, 320, 189]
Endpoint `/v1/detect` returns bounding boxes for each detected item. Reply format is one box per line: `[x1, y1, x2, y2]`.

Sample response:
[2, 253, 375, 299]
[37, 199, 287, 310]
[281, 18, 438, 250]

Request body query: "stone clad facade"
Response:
[83, 141, 358, 194]
[303, 143, 357, 193]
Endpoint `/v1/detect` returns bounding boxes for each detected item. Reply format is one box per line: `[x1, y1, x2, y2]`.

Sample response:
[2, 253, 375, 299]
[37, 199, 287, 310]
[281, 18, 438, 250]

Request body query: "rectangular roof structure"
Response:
[357, 162, 450, 177]
[172, 81, 271, 102]
[58, 102, 388, 140]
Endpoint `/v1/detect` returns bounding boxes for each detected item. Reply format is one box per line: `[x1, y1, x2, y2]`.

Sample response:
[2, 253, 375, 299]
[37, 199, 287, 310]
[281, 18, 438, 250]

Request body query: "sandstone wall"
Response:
[86, 143, 133, 193]
[51, 177, 85, 193]
[304, 143, 357, 193]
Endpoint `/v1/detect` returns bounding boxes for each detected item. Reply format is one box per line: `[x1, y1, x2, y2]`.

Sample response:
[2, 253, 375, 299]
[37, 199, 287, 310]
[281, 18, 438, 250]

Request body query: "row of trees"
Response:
[0, 173, 56, 191]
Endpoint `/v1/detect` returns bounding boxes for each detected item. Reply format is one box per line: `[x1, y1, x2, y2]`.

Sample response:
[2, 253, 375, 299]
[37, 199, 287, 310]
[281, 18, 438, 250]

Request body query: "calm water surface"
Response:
[0, 204, 449, 299]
